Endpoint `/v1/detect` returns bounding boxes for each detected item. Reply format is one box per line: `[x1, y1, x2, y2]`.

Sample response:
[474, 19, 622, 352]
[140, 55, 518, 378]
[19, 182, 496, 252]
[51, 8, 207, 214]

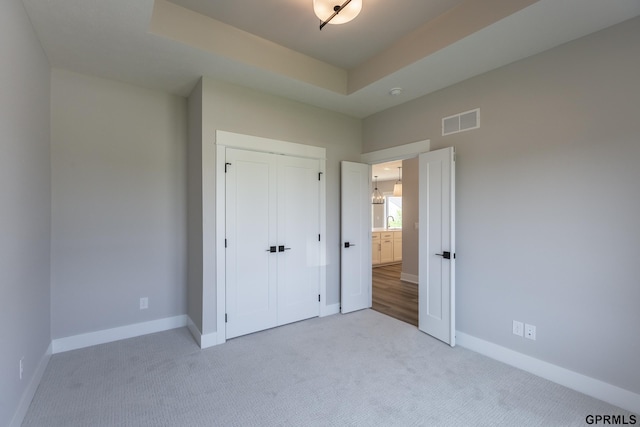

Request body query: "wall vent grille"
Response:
[442, 108, 480, 136]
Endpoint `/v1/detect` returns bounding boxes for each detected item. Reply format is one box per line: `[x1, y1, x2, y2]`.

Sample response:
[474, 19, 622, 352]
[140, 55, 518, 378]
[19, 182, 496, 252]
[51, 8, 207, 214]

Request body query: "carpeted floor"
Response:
[23, 310, 634, 426]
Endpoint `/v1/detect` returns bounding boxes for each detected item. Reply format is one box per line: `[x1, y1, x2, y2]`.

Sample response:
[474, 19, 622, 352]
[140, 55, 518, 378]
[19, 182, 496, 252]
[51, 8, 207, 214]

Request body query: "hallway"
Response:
[372, 264, 418, 326]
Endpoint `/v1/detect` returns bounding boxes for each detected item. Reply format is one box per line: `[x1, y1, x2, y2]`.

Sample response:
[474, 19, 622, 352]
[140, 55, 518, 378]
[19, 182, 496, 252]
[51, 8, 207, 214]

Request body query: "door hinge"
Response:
[318, 172, 323, 181]
[225, 162, 232, 173]
[318, 234, 321, 242]
[225, 239, 227, 248]
[225, 313, 228, 323]
[318, 294, 321, 302]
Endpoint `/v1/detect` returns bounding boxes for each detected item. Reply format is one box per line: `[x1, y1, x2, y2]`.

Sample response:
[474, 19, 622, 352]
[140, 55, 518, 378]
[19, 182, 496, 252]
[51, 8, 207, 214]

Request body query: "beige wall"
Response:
[401, 158, 419, 278]
[363, 16, 640, 394]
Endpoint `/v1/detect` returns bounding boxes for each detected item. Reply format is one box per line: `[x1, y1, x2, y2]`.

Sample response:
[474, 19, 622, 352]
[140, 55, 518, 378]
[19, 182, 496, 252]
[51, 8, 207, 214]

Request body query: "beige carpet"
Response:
[23, 310, 635, 426]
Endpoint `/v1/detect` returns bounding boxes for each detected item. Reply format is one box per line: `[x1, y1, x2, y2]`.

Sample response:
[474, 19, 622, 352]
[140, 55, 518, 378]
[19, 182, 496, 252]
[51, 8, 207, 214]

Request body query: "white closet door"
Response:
[276, 155, 321, 325]
[225, 148, 277, 339]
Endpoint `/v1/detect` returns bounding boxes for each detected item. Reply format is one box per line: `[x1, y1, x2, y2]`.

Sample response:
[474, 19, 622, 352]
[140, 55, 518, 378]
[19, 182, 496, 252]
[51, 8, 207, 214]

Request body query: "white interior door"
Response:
[277, 155, 321, 325]
[418, 147, 456, 346]
[225, 148, 278, 339]
[340, 161, 371, 313]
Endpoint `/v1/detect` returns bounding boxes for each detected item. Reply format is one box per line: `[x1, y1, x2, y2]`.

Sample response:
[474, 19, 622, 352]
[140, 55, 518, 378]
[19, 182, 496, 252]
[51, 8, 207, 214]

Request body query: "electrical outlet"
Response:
[139, 297, 148, 310]
[512, 320, 524, 337]
[525, 323, 536, 340]
[19, 358, 24, 380]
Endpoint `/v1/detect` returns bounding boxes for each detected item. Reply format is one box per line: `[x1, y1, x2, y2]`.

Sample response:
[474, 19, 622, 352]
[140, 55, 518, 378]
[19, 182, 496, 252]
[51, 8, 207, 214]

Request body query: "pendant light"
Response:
[393, 167, 403, 196]
[372, 176, 384, 205]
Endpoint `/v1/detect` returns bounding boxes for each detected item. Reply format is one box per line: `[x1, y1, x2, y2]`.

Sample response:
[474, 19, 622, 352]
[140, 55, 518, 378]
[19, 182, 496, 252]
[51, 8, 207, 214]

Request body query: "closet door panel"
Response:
[225, 149, 277, 339]
[276, 156, 320, 325]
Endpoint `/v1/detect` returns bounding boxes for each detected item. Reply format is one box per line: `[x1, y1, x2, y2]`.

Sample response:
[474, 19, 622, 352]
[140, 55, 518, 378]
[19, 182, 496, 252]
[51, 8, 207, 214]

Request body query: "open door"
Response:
[419, 147, 456, 346]
[340, 161, 371, 313]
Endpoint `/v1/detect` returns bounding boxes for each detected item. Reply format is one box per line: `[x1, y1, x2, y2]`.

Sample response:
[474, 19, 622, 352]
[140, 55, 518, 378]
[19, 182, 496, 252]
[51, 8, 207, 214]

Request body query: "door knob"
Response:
[435, 251, 452, 259]
[278, 245, 291, 252]
[266, 246, 277, 253]
[344, 242, 356, 248]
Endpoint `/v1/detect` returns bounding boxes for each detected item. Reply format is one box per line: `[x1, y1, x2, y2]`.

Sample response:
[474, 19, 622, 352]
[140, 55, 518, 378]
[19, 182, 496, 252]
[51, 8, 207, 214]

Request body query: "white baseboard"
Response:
[200, 332, 219, 349]
[52, 315, 187, 354]
[321, 303, 340, 317]
[456, 331, 640, 414]
[186, 316, 219, 349]
[10, 342, 52, 427]
[400, 272, 419, 284]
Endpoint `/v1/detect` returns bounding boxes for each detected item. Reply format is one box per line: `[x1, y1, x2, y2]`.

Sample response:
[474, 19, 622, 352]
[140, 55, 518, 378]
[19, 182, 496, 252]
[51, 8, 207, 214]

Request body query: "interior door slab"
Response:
[225, 148, 278, 338]
[340, 161, 372, 314]
[418, 147, 455, 346]
[277, 155, 321, 325]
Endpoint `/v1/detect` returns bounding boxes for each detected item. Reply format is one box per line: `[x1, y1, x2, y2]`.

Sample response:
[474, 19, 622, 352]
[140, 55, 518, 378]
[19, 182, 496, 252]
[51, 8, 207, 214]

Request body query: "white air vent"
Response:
[442, 108, 480, 136]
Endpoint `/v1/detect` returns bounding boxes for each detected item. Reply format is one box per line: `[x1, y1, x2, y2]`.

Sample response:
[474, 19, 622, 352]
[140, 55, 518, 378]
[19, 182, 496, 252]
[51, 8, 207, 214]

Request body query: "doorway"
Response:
[341, 140, 456, 346]
[371, 159, 419, 326]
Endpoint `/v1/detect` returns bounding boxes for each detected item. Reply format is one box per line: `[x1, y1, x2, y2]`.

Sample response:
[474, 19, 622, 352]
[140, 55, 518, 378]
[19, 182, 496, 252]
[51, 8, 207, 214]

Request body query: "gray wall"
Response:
[190, 78, 362, 335]
[187, 79, 204, 331]
[50, 69, 188, 339]
[0, 0, 51, 425]
[363, 16, 640, 394]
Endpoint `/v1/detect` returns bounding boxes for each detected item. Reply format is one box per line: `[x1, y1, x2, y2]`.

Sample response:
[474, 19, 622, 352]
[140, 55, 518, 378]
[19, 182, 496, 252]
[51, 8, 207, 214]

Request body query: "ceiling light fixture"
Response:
[314, 0, 362, 30]
[389, 87, 403, 96]
[393, 167, 402, 196]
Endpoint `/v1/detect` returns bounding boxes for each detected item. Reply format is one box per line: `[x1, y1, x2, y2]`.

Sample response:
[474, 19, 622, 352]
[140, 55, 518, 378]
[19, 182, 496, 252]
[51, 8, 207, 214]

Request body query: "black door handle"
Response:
[344, 242, 356, 248]
[278, 245, 291, 252]
[436, 251, 451, 259]
[266, 246, 277, 253]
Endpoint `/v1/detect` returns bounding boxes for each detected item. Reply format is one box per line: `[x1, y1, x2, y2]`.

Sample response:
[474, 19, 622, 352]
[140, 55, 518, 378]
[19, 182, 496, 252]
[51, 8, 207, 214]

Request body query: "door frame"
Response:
[360, 140, 430, 165]
[214, 131, 327, 345]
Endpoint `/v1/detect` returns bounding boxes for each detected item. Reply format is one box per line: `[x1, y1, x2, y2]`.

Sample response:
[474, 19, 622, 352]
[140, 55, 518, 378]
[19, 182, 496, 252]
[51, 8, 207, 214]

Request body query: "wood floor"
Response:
[372, 263, 418, 326]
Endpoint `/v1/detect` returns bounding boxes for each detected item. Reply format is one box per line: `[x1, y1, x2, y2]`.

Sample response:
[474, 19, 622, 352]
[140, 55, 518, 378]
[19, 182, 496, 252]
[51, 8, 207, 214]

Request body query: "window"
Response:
[385, 196, 402, 228]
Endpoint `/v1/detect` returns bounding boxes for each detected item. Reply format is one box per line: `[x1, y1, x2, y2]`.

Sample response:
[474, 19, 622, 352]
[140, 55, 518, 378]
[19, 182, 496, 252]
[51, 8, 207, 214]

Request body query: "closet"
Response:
[224, 147, 321, 339]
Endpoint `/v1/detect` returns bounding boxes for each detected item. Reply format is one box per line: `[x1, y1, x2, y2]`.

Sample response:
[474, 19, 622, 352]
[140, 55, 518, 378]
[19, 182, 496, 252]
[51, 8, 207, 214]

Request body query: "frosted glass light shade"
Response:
[393, 166, 402, 196]
[313, 0, 362, 25]
[393, 182, 402, 196]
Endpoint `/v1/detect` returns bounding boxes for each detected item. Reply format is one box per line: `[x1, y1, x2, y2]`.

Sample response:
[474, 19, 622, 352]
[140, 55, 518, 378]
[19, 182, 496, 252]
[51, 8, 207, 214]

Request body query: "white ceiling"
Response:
[20, 0, 640, 118]
[168, 0, 467, 70]
[372, 160, 403, 182]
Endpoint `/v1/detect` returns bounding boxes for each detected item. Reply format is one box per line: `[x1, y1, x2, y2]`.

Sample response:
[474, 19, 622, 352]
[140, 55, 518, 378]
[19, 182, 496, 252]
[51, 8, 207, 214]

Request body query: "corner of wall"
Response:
[186, 78, 204, 332]
[9, 343, 52, 427]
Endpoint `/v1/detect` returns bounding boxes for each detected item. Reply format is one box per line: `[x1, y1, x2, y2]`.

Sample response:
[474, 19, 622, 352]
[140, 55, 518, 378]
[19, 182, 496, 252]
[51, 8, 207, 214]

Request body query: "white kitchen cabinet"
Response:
[372, 232, 381, 264]
[380, 232, 394, 263]
[393, 231, 403, 262]
[372, 230, 403, 265]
